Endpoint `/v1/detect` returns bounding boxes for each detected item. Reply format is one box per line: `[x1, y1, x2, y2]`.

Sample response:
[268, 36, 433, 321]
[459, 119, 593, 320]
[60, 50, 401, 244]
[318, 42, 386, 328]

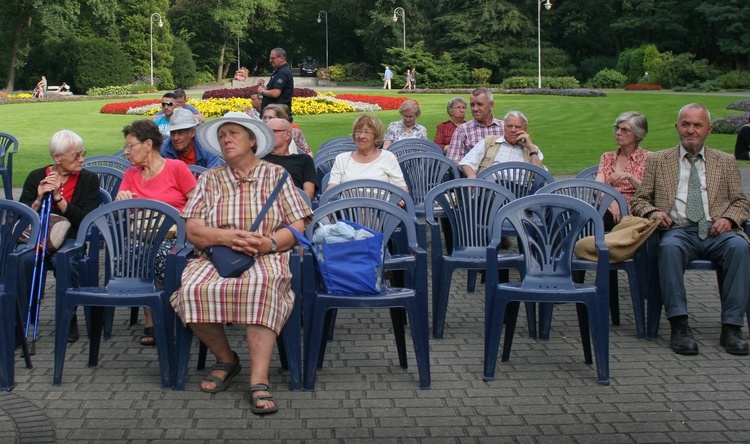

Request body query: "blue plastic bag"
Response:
[291, 220, 384, 295]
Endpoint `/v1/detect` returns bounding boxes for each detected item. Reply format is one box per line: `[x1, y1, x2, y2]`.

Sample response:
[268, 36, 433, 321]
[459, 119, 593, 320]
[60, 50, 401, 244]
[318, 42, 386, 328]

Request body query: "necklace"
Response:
[141, 159, 165, 187]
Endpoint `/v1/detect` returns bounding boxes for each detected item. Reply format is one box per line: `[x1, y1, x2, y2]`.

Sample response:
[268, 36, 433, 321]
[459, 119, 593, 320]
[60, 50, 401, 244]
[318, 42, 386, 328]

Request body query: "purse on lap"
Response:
[206, 171, 288, 278]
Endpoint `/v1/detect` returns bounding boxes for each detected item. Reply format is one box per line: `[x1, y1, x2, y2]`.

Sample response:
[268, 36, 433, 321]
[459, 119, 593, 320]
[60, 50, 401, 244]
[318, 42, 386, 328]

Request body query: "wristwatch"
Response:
[529, 151, 539, 157]
[269, 237, 277, 252]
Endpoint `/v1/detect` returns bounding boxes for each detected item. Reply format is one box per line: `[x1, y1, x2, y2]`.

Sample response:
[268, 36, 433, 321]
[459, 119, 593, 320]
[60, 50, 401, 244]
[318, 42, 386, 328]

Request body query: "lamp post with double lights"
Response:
[537, 0, 552, 89]
[150, 13, 163, 86]
[317, 10, 329, 68]
[392, 7, 406, 50]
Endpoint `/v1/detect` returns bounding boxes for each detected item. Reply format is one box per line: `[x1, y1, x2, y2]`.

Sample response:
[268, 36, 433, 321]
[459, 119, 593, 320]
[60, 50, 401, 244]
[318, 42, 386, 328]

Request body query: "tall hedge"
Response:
[73, 38, 134, 93]
[171, 38, 196, 88]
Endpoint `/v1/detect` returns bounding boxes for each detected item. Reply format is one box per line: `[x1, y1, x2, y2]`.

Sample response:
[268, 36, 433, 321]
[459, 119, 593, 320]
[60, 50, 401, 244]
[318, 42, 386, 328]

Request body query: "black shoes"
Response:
[68, 314, 80, 343]
[720, 325, 749, 355]
[670, 323, 699, 355]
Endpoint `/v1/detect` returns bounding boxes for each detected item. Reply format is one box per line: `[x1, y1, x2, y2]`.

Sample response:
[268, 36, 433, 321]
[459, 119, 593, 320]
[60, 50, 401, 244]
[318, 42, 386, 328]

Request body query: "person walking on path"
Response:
[383, 67, 393, 90]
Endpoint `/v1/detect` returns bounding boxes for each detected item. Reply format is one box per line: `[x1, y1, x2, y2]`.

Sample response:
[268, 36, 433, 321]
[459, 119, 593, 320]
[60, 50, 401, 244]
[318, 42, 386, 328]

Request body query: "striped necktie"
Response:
[686, 155, 707, 240]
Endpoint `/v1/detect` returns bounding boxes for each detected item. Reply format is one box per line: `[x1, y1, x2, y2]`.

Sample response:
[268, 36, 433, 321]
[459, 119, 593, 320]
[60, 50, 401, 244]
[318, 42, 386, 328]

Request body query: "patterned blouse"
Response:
[384, 120, 428, 143]
[597, 146, 650, 205]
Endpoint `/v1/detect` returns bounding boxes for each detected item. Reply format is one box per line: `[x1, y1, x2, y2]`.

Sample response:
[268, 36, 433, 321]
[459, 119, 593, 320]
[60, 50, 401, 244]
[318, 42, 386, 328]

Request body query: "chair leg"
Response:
[432, 268, 455, 339]
[16, 303, 32, 369]
[173, 323, 194, 391]
[303, 307, 331, 391]
[103, 307, 115, 340]
[609, 270, 620, 326]
[404, 301, 431, 389]
[575, 303, 593, 365]
[390, 308, 408, 369]
[538, 303, 554, 340]
[586, 301, 610, 386]
[88, 306, 105, 367]
[129, 307, 139, 326]
[501, 301, 520, 362]
[53, 303, 75, 386]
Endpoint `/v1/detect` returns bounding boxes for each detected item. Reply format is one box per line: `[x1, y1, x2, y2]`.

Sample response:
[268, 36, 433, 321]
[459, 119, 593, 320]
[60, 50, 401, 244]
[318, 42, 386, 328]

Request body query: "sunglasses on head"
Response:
[161, 102, 174, 107]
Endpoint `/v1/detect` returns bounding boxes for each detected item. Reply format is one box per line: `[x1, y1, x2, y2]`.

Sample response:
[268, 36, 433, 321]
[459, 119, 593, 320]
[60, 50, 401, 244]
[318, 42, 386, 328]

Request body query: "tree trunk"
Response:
[4, 18, 25, 91]
[216, 43, 226, 83]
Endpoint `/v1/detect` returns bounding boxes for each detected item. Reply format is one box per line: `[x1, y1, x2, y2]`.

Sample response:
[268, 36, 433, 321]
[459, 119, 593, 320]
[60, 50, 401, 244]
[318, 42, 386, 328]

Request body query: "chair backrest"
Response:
[83, 155, 131, 172]
[98, 187, 112, 205]
[188, 164, 207, 179]
[424, 179, 516, 250]
[576, 165, 599, 180]
[0, 132, 20, 168]
[73, 199, 187, 290]
[314, 151, 341, 186]
[477, 161, 554, 199]
[306, 198, 420, 267]
[388, 140, 443, 157]
[538, 178, 629, 218]
[319, 179, 417, 216]
[317, 136, 354, 152]
[491, 194, 608, 288]
[296, 187, 313, 209]
[84, 165, 124, 200]
[315, 142, 356, 158]
[397, 152, 460, 206]
[0, 200, 40, 282]
[111, 149, 128, 159]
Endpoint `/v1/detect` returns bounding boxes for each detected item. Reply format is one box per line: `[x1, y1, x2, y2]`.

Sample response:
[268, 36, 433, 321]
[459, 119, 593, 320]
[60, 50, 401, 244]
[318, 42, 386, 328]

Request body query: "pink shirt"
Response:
[445, 117, 504, 162]
[120, 159, 197, 211]
[597, 147, 649, 206]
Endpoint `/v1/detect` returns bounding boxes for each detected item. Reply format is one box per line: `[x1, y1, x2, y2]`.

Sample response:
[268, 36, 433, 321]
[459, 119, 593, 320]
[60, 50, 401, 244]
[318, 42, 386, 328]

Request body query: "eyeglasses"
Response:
[161, 102, 174, 107]
[354, 130, 374, 136]
[613, 125, 633, 134]
[60, 150, 86, 160]
[123, 141, 144, 151]
[401, 115, 417, 120]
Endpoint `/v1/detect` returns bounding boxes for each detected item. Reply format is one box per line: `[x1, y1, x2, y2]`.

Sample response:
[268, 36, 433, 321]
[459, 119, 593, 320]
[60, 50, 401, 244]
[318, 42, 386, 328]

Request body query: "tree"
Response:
[695, 2, 750, 70]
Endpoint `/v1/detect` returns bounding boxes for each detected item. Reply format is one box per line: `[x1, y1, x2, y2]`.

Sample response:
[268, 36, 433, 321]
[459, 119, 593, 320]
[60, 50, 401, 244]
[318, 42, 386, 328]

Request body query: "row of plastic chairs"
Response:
[0, 132, 20, 200]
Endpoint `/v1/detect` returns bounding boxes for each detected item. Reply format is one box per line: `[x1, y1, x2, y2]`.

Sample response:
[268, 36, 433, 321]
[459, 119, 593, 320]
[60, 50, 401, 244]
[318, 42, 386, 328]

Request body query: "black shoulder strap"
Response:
[250, 170, 288, 232]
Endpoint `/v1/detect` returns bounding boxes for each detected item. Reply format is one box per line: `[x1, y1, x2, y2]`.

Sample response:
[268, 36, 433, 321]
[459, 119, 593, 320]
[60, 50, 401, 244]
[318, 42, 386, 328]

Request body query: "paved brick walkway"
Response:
[2, 170, 750, 443]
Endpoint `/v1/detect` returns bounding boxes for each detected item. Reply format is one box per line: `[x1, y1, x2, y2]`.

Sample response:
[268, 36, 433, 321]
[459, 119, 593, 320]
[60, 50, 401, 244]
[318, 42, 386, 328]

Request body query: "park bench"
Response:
[46, 86, 72, 96]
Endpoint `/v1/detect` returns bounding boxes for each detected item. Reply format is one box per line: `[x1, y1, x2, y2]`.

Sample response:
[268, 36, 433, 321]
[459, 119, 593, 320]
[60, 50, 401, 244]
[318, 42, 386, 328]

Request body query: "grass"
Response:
[2, 89, 749, 187]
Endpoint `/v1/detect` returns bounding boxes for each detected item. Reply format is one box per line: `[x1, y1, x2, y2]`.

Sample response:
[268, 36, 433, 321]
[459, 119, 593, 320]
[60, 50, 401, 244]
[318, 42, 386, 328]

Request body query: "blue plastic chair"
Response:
[314, 151, 341, 190]
[477, 161, 554, 199]
[387, 139, 443, 157]
[188, 164, 207, 179]
[538, 179, 648, 339]
[484, 194, 611, 385]
[300, 198, 430, 390]
[397, 152, 459, 218]
[176, 249, 305, 391]
[53, 200, 190, 389]
[0, 132, 20, 200]
[85, 165, 123, 202]
[0, 200, 39, 391]
[82, 155, 131, 172]
[576, 165, 599, 180]
[424, 179, 520, 339]
[316, 136, 355, 153]
[315, 142, 356, 158]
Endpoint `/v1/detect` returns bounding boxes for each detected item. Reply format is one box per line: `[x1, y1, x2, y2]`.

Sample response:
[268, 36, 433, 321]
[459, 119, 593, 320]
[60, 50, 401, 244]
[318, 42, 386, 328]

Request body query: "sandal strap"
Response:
[210, 351, 239, 373]
[249, 383, 272, 393]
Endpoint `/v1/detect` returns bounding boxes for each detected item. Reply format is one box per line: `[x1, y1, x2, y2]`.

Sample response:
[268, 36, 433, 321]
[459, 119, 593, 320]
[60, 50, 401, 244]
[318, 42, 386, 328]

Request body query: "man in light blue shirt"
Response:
[383, 67, 393, 90]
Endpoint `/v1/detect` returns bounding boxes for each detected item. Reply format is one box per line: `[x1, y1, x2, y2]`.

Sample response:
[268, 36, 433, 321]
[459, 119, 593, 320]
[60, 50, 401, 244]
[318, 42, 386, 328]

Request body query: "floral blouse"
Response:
[597, 146, 649, 205]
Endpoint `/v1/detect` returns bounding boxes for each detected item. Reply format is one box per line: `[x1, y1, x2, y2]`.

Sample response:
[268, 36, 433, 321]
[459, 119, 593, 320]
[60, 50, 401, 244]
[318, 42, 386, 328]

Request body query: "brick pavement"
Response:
[2, 171, 750, 443]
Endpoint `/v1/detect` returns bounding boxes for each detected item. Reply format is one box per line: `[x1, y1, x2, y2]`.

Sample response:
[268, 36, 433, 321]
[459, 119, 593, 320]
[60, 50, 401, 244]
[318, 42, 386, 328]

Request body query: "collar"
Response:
[679, 144, 706, 160]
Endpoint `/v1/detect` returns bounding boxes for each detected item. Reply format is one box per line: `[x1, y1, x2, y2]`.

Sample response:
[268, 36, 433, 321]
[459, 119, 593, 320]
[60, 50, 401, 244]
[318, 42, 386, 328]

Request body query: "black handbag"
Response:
[206, 171, 288, 278]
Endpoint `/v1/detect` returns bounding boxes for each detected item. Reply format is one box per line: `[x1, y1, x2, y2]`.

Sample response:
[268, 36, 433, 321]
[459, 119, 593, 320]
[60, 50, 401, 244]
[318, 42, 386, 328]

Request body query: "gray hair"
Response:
[472, 87, 493, 103]
[49, 130, 83, 156]
[614, 111, 649, 142]
[677, 103, 711, 122]
[271, 47, 287, 59]
[446, 97, 467, 115]
[503, 110, 528, 126]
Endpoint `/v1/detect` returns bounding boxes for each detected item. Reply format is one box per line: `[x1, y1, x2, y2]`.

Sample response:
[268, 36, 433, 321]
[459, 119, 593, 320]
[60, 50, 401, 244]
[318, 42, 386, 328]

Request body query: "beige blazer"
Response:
[630, 145, 749, 233]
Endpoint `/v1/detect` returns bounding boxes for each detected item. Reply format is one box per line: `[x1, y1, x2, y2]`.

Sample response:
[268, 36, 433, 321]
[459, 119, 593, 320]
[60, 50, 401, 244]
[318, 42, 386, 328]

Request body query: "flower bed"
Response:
[202, 86, 317, 99]
[712, 113, 749, 134]
[727, 100, 750, 112]
[624, 84, 662, 90]
[100, 99, 161, 114]
[333, 94, 408, 110]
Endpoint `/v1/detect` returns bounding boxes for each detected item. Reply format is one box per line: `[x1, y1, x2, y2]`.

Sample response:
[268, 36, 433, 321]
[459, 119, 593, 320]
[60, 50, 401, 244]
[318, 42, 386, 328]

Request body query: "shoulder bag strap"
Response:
[249, 171, 288, 232]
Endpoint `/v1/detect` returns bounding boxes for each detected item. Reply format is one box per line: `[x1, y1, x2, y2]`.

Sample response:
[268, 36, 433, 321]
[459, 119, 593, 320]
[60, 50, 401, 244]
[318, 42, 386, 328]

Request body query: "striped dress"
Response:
[170, 162, 312, 334]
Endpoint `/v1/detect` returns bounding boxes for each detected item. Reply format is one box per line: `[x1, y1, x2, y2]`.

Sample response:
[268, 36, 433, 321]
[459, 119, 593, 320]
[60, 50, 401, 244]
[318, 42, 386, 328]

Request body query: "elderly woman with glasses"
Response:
[327, 114, 407, 192]
[170, 113, 311, 414]
[434, 97, 467, 150]
[382, 99, 428, 149]
[19, 130, 101, 342]
[115, 119, 197, 346]
[596, 111, 650, 229]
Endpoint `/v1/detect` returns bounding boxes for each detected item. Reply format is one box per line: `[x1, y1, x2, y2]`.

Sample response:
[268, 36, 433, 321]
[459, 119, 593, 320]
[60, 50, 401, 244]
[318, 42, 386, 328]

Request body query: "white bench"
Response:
[47, 86, 72, 96]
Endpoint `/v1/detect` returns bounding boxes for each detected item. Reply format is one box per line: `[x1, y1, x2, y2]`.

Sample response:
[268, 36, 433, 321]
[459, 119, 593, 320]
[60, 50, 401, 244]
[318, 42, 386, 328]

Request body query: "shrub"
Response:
[712, 113, 749, 134]
[589, 69, 628, 89]
[340, 63, 372, 81]
[327, 65, 345, 82]
[74, 38, 134, 93]
[727, 100, 750, 112]
[87, 85, 133, 95]
[579, 56, 618, 82]
[384, 41, 470, 88]
[500, 76, 579, 89]
[672, 79, 720, 92]
[171, 38, 197, 88]
[472, 68, 492, 86]
[201, 86, 317, 100]
[194, 71, 216, 85]
[718, 71, 750, 90]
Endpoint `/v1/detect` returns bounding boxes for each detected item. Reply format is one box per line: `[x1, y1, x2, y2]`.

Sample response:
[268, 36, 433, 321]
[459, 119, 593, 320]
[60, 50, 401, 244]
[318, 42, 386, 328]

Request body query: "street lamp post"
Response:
[317, 11, 329, 68]
[537, 0, 552, 89]
[392, 7, 406, 50]
[150, 12, 163, 86]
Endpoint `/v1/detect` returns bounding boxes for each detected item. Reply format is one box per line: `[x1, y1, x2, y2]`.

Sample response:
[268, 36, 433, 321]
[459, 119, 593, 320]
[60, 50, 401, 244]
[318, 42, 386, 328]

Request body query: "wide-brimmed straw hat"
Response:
[168, 108, 200, 132]
[196, 111, 274, 159]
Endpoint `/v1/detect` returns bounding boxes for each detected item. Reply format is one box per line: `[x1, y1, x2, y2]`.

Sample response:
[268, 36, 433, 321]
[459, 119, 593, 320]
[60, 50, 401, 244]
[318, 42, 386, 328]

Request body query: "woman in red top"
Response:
[596, 111, 650, 229]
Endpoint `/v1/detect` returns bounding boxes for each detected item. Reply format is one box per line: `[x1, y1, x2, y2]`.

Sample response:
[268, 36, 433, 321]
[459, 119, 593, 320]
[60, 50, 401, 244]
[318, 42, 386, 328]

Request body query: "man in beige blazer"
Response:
[631, 103, 750, 356]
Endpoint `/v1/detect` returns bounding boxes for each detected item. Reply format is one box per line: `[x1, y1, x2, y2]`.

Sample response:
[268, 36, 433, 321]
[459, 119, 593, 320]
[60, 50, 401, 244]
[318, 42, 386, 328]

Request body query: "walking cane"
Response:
[25, 193, 52, 355]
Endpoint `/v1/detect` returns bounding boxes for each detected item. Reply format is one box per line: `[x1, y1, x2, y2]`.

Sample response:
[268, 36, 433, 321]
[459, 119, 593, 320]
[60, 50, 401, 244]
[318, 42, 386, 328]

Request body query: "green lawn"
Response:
[2, 89, 748, 187]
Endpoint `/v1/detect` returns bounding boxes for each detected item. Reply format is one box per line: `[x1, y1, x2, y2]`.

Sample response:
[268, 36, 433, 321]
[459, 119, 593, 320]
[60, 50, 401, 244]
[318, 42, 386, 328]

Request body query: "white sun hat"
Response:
[196, 111, 274, 159]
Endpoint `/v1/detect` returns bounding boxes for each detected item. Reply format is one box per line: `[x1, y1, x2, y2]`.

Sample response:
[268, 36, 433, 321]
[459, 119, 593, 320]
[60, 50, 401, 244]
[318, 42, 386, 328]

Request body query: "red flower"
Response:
[100, 99, 161, 114]
[335, 94, 409, 110]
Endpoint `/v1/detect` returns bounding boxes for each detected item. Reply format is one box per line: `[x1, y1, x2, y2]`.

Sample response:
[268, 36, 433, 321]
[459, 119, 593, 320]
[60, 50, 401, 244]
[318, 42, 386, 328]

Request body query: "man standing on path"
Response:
[257, 48, 294, 115]
[630, 103, 750, 356]
[383, 67, 393, 90]
[445, 87, 504, 162]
